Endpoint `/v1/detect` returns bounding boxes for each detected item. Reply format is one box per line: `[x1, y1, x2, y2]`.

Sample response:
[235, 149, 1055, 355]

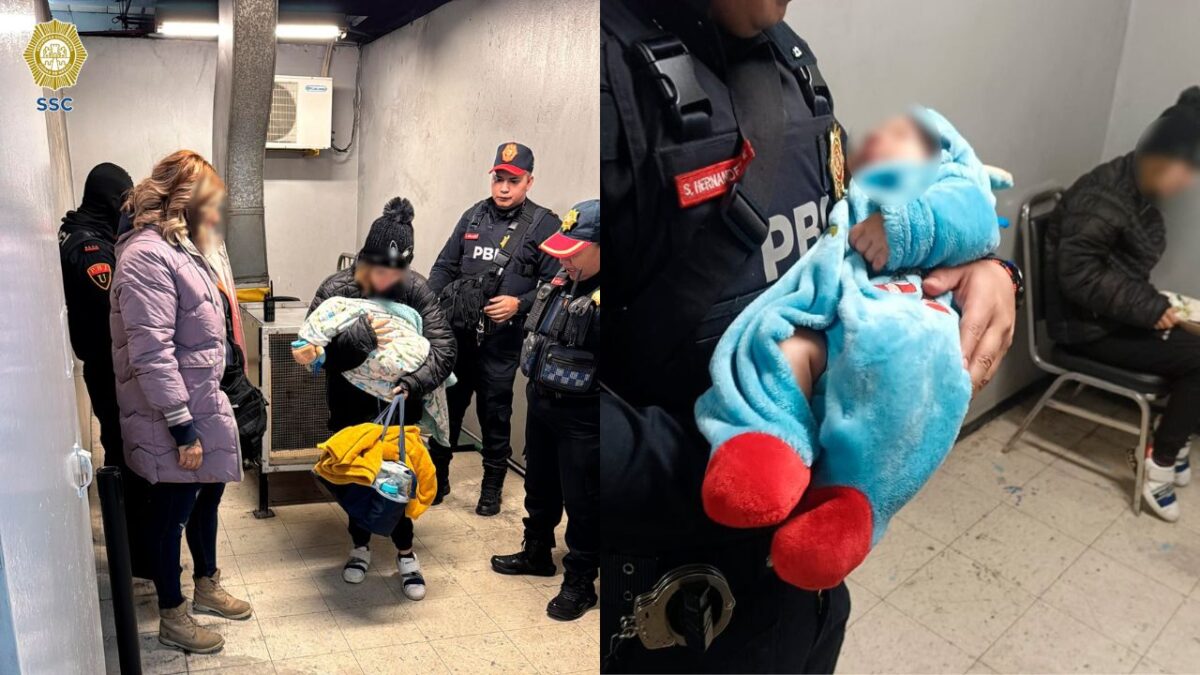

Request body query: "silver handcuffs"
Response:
[614, 564, 736, 651]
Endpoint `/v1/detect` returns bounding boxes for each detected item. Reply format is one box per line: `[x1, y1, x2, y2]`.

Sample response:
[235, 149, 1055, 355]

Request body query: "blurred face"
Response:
[848, 116, 936, 172]
[560, 243, 600, 281]
[710, 0, 791, 38]
[188, 184, 226, 249]
[365, 265, 406, 294]
[491, 171, 533, 210]
[1137, 155, 1198, 199]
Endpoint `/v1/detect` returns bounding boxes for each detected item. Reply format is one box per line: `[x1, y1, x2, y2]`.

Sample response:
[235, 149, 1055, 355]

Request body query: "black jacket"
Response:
[310, 267, 456, 430]
[428, 198, 561, 318]
[59, 220, 117, 365]
[1045, 152, 1171, 344]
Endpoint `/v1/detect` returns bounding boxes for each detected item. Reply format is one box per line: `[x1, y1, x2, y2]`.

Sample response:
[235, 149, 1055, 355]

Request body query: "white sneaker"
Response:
[1177, 444, 1192, 487]
[1144, 455, 1181, 522]
[396, 552, 426, 601]
[343, 546, 370, 584]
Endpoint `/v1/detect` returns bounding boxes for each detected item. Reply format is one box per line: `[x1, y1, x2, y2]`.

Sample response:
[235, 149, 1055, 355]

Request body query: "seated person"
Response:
[294, 294, 454, 447]
[697, 107, 1009, 590]
[1045, 86, 1200, 522]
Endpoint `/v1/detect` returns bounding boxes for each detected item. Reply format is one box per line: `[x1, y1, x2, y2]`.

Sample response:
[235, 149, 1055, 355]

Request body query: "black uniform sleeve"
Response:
[517, 212, 563, 314]
[1056, 191, 1171, 329]
[65, 242, 117, 363]
[600, 394, 713, 552]
[395, 273, 457, 398]
[309, 272, 375, 374]
[428, 208, 472, 295]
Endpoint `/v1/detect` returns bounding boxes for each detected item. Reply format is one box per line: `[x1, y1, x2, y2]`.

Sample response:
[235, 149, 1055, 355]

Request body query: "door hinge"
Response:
[70, 442, 94, 498]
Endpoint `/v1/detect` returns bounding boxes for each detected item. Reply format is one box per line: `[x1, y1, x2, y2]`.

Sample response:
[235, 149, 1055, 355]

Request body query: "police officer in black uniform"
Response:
[428, 143, 562, 516]
[59, 162, 154, 577]
[600, 1, 1022, 671]
[491, 200, 601, 621]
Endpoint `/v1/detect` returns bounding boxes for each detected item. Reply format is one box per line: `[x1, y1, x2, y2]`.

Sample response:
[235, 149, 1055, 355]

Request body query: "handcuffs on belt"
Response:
[609, 564, 737, 656]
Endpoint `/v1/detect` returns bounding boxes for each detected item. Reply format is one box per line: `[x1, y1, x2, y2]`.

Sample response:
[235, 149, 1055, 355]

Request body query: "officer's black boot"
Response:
[490, 539, 556, 576]
[475, 467, 505, 516]
[546, 572, 597, 621]
[429, 443, 452, 506]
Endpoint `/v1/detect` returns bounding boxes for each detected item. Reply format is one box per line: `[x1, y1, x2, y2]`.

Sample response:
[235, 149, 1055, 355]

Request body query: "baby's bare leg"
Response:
[778, 328, 828, 399]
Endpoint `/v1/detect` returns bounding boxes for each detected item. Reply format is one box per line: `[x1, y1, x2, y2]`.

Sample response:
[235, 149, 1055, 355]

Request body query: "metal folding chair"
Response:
[1003, 189, 1170, 514]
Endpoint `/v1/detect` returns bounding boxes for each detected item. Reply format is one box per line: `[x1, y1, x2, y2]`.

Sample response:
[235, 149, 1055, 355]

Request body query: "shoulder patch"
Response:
[83, 243, 100, 253]
[86, 262, 112, 290]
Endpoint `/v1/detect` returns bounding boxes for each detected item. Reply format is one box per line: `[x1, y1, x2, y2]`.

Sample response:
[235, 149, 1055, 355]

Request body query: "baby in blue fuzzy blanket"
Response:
[695, 107, 1011, 590]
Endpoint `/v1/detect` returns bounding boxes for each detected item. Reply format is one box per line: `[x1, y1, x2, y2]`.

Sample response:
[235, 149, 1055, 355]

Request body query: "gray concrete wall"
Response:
[1103, 1, 1200, 298]
[355, 0, 600, 450]
[65, 38, 361, 301]
[787, 0, 1133, 421]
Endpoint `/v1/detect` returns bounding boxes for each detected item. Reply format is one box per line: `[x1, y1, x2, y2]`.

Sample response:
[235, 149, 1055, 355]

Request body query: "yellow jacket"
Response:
[314, 423, 437, 519]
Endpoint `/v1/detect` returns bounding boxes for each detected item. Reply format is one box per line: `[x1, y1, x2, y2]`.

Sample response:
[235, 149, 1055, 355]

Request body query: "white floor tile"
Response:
[980, 600, 1138, 673]
[951, 505, 1086, 595]
[430, 631, 533, 675]
[887, 548, 1035, 659]
[1041, 548, 1185, 653]
[1145, 597, 1200, 675]
[849, 518, 945, 596]
[1093, 510, 1200, 595]
[1006, 463, 1126, 544]
[838, 602, 975, 674]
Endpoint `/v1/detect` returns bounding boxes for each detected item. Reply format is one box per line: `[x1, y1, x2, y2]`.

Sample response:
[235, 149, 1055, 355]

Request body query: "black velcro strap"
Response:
[633, 35, 712, 141]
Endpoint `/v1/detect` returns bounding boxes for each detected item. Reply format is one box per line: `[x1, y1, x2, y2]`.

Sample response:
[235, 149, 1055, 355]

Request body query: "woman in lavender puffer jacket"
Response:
[111, 150, 252, 654]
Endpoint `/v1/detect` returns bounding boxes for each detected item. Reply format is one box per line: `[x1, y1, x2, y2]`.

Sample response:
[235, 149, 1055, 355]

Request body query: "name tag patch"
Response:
[674, 139, 756, 209]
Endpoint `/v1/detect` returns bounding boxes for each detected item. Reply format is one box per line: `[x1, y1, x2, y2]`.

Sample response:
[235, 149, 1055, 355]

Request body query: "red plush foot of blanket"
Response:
[771, 486, 872, 590]
[702, 432, 810, 528]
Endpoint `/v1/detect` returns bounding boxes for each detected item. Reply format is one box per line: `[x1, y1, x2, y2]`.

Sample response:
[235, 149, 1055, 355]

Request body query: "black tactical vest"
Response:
[521, 271, 600, 396]
[603, 0, 842, 408]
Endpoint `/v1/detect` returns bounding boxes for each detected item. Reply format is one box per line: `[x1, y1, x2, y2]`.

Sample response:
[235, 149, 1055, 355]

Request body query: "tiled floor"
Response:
[91, 384, 1200, 674]
[92, 446, 597, 674]
[838, 387, 1200, 674]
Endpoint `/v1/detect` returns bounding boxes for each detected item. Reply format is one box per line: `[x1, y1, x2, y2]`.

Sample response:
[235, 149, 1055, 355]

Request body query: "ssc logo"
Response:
[23, 19, 87, 90]
[501, 143, 519, 162]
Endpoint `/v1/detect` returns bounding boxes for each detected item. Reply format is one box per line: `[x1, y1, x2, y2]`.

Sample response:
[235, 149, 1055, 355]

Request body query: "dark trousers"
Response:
[82, 357, 154, 578]
[432, 325, 522, 474]
[147, 482, 225, 609]
[1069, 326, 1200, 465]
[522, 386, 599, 582]
[348, 517, 415, 551]
[600, 394, 848, 673]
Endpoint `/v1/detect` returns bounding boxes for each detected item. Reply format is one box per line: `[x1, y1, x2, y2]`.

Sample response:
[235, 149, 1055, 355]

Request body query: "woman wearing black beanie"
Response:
[1045, 86, 1200, 522]
[308, 196, 456, 599]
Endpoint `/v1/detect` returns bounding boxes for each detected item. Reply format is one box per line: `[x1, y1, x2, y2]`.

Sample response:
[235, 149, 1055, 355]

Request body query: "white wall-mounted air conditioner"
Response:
[266, 75, 333, 150]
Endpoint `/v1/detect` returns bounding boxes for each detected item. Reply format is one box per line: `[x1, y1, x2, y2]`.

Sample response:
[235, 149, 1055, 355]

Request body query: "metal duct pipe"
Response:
[212, 0, 276, 287]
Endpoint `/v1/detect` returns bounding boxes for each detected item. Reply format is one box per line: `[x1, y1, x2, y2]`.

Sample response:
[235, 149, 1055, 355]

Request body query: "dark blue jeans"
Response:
[147, 482, 225, 609]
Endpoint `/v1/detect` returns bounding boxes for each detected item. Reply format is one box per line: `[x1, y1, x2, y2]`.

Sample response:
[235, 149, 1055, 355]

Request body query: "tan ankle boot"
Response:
[193, 569, 252, 619]
[158, 603, 224, 654]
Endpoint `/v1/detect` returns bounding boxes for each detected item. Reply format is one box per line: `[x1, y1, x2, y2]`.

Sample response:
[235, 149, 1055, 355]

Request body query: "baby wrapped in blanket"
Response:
[293, 296, 454, 446]
[696, 107, 1011, 590]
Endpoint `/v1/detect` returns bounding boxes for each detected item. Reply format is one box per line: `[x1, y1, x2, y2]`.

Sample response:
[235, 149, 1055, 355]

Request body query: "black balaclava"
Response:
[1137, 86, 1200, 167]
[61, 162, 133, 240]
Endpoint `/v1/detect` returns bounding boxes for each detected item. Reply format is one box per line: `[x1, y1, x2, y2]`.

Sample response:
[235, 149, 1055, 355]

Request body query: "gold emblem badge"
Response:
[501, 143, 519, 163]
[23, 19, 87, 90]
[828, 121, 846, 201]
[561, 209, 579, 232]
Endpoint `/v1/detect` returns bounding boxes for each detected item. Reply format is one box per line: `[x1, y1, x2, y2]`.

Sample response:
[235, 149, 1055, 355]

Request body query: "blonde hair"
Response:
[124, 150, 225, 247]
